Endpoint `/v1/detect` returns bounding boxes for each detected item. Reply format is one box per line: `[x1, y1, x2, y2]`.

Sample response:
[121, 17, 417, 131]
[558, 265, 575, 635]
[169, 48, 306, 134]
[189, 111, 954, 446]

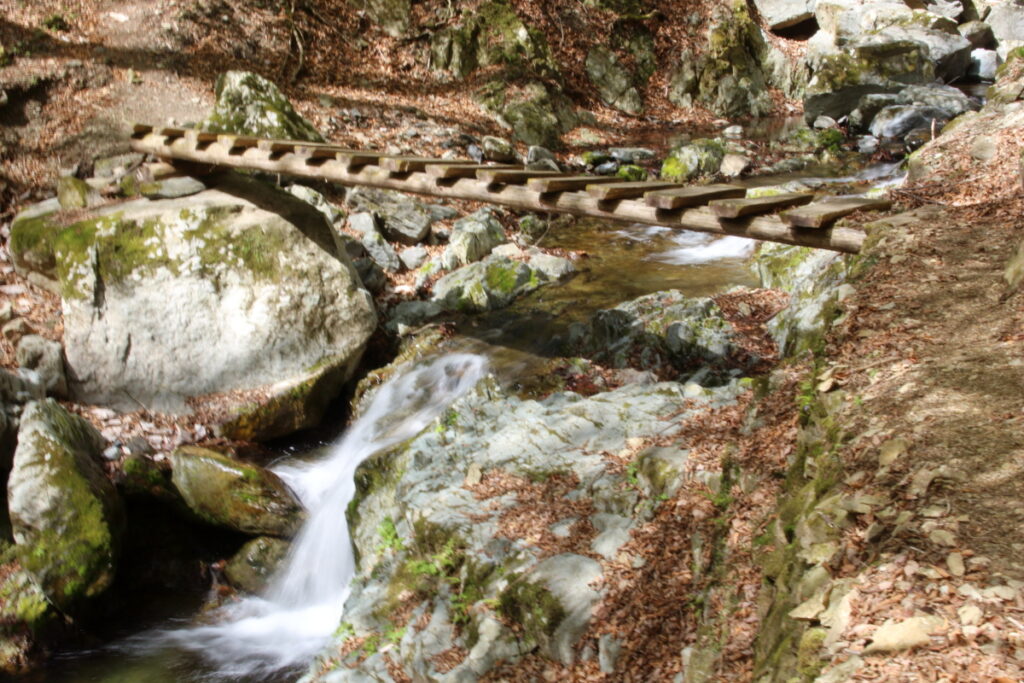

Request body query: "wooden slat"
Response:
[184, 129, 220, 144]
[427, 163, 520, 179]
[336, 150, 384, 168]
[710, 192, 814, 219]
[477, 169, 564, 185]
[780, 197, 893, 229]
[587, 181, 682, 201]
[380, 157, 453, 173]
[216, 134, 262, 152]
[645, 184, 746, 210]
[527, 176, 622, 193]
[295, 143, 345, 159]
[257, 139, 300, 153]
[132, 123, 155, 136]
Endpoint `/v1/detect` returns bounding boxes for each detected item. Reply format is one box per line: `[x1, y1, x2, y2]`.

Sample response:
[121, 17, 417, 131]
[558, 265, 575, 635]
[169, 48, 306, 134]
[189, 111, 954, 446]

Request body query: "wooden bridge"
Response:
[129, 125, 889, 254]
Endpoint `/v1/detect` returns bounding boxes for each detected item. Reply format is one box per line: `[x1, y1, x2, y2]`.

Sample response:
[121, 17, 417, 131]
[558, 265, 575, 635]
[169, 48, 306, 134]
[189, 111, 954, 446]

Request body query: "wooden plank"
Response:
[710, 192, 814, 219]
[527, 175, 621, 193]
[132, 123, 155, 136]
[645, 184, 746, 210]
[379, 157, 453, 173]
[588, 181, 683, 201]
[780, 197, 893, 228]
[216, 134, 262, 151]
[427, 163, 520, 179]
[257, 139, 300, 154]
[295, 143, 345, 159]
[336, 150, 384, 168]
[477, 169, 565, 185]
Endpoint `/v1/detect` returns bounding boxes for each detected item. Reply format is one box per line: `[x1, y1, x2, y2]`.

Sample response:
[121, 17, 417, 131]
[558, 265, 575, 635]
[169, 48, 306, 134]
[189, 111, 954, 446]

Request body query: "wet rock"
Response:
[857, 135, 880, 154]
[958, 20, 994, 49]
[199, 71, 324, 142]
[8, 399, 124, 612]
[15, 335, 66, 399]
[15, 173, 376, 440]
[869, 104, 949, 139]
[586, 46, 643, 115]
[442, 208, 507, 268]
[347, 187, 435, 245]
[225, 536, 291, 593]
[481, 136, 516, 163]
[661, 139, 727, 181]
[170, 446, 305, 537]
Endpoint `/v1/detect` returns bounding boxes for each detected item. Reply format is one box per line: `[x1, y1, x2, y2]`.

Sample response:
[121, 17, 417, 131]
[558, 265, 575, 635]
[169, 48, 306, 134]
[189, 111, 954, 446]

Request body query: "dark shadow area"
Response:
[772, 17, 820, 41]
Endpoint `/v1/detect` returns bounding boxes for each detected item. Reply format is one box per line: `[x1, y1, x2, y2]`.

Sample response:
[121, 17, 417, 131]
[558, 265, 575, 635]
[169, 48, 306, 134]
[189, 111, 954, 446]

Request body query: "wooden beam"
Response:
[645, 184, 746, 210]
[379, 157, 452, 173]
[527, 176, 622, 193]
[426, 163, 521, 179]
[710, 193, 814, 219]
[477, 169, 565, 185]
[127, 129, 867, 253]
[588, 181, 683, 201]
[336, 150, 384, 168]
[780, 197, 893, 228]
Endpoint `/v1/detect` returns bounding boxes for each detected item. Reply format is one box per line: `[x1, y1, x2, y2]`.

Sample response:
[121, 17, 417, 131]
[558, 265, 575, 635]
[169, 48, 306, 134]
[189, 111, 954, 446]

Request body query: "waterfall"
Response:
[130, 353, 488, 680]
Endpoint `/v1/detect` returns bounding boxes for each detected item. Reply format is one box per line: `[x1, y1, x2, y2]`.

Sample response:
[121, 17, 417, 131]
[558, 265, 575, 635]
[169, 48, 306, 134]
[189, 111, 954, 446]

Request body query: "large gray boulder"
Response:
[442, 208, 507, 269]
[754, 0, 815, 30]
[7, 399, 124, 612]
[10, 174, 376, 440]
[988, 3, 1024, 55]
[432, 253, 571, 313]
[199, 71, 324, 142]
[869, 104, 950, 138]
[346, 187, 435, 246]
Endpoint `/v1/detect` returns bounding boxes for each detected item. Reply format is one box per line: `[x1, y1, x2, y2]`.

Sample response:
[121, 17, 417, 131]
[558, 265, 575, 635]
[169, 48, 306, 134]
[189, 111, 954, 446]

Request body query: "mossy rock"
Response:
[476, 80, 578, 148]
[691, 1, 773, 118]
[432, 254, 547, 313]
[7, 399, 124, 613]
[225, 536, 290, 593]
[661, 139, 726, 182]
[363, 0, 411, 37]
[170, 446, 306, 537]
[199, 71, 324, 142]
[8, 198, 63, 291]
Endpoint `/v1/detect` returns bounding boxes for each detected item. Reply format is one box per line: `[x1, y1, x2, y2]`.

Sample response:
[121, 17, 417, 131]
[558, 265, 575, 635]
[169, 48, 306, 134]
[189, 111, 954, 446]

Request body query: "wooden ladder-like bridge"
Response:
[129, 125, 889, 254]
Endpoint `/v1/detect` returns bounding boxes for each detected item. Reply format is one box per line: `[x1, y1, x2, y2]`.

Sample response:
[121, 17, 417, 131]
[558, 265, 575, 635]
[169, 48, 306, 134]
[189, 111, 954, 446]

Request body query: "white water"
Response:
[128, 353, 488, 680]
[653, 232, 757, 265]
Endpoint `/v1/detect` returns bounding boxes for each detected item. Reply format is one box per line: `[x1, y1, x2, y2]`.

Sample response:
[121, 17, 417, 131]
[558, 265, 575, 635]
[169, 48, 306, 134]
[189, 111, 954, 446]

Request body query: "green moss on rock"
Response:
[199, 71, 324, 142]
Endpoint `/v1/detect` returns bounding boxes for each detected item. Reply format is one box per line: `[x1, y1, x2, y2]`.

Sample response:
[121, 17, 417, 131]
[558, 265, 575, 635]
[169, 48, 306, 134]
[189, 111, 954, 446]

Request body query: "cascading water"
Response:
[126, 353, 488, 680]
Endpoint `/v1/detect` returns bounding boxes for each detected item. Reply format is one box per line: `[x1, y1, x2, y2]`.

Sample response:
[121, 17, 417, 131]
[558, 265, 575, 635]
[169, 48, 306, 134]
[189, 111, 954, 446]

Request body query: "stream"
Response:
[37, 159, 904, 682]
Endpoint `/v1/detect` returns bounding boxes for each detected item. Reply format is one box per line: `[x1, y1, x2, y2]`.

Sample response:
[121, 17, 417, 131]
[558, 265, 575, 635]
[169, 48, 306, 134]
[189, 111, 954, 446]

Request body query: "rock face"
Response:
[476, 80, 578, 148]
[326, 369, 746, 680]
[170, 446, 305, 537]
[10, 174, 376, 440]
[7, 399, 124, 612]
[199, 71, 324, 142]
[586, 46, 643, 115]
[569, 290, 747, 378]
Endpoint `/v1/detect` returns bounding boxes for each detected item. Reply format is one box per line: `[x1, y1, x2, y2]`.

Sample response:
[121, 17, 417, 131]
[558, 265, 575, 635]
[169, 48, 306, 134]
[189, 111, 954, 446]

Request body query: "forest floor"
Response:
[1, 0, 1022, 681]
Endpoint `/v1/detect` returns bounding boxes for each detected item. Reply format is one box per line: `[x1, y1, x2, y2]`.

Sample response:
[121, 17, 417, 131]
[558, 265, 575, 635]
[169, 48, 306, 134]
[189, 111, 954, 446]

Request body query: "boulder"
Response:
[958, 20, 994, 48]
[895, 84, 977, 117]
[754, 0, 815, 30]
[286, 185, 344, 225]
[475, 80, 578, 148]
[56, 176, 101, 210]
[849, 92, 901, 130]
[7, 399, 124, 611]
[988, 3, 1024, 51]
[15, 335, 67, 398]
[585, 46, 643, 115]
[661, 139, 727, 182]
[443, 209, 507, 269]
[170, 446, 305, 537]
[872, 17, 973, 81]
[199, 71, 324, 142]
[225, 536, 290, 593]
[969, 48, 998, 79]
[364, 0, 411, 37]
[11, 174, 376, 440]
[869, 104, 949, 138]
[0, 369, 44, 472]
[481, 136, 516, 163]
[432, 253, 568, 313]
[347, 187, 435, 245]
[399, 246, 429, 270]
[360, 230, 402, 274]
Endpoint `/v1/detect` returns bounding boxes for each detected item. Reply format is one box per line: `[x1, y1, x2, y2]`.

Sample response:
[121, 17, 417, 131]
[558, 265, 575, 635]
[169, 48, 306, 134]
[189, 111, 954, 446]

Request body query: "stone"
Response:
[968, 48, 998, 80]
[360, 230, 402, 273]
[988, 3, 1024, 51]
[25, 174, 376, 439]
[353, 257, 387, 295]
[7, 399, 124, 612]
[858, 135, 880, 153]
[443, 208, 507, 268]
[720, 153, 752, 177]
[199, 71, 323, 142]
[399, 246, 429, 270]
[925, 0, 963, 19]
[616, 164, 646, 181]
[869, 105, 949, 139]
[895, 84, 977, 118]
[93, 153, 144, 179]
[225, 536, 291, 593]
[57, 176, 102, 211]
[661, 139, 727, 181]
[347, 187, 435, 245]
[385, 300, 443, 334]
[609, 147, 656, 163]
[15, 335, 67, 398]
[364, 0, 411, 37]
[481, 136, 517, 163]
[585, 46, 643, 115]
[527, 145, 556, 165]
[958, 20, 994, 49]
[598, 634, 622, 674]
[527, 158, 561, 172]
[348, 211, 380, 236]
[754, 0, 815, 30]
[287, 184, 343, 225]
[476, 80, 578, 148]
[814, 115, 839, 129]
[171, 446, 306, 537]
[526, 251, 575, 280]
[863, 616, 944, 653]
[970, 135, 998, 161]
[849, 93, 901, 131]
[432, 254, 547, 313]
